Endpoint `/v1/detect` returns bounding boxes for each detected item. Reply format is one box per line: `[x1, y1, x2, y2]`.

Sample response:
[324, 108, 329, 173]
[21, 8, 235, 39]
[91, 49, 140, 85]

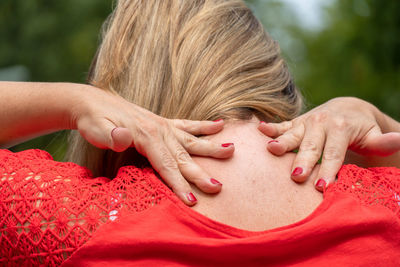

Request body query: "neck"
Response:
[190, 118, 323, 231]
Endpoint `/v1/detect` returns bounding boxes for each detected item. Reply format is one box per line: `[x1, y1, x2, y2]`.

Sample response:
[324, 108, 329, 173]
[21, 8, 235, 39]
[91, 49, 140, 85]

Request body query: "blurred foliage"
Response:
[248, 0, 400, 118]
[293, 0, 400, 117]
[0, 0, 111, 82]
[0, 0, 111, 160]
[0, 0, 399, 160]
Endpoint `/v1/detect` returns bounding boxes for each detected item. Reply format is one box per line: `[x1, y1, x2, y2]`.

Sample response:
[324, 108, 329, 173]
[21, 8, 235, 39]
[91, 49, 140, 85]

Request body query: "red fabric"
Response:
[1, 149, 399, 266]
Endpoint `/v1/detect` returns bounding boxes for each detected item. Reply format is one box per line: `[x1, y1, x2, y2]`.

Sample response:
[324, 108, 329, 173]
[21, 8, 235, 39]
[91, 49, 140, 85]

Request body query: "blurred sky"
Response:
[280, 0, 334, 30]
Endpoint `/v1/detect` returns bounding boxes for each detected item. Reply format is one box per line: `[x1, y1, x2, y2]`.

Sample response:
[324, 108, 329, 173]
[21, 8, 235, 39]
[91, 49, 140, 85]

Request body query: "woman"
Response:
[1, 0, 399, 266]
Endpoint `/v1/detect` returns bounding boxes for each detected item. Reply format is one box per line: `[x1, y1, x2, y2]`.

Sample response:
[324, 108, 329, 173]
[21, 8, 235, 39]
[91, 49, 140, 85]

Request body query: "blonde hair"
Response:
[67, 0, 303, 177]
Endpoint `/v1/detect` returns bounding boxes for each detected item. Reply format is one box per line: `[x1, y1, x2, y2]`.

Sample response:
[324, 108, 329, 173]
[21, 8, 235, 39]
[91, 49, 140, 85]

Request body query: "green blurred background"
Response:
[1, 0, 399, 161]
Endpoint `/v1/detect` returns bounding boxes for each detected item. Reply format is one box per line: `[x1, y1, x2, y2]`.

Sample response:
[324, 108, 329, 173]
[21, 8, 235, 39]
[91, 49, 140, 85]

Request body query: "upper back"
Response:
[191, 119, 323, 231]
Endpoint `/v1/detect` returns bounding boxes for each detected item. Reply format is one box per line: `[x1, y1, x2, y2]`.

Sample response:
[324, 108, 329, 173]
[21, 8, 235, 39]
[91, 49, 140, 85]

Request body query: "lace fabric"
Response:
[0, 149, 170, 266]
[331, 164, 400, 219]
[1, 150, 400, 266]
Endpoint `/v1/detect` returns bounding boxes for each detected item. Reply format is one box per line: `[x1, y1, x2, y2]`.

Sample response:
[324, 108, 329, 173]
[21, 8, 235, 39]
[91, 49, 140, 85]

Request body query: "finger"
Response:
[290, 125, 326, 183]
[143, 140, 199, 206]
[266, 123, 305, 156]
[170, 119, 224, 135]
[79, 119, 128, 151]
[258, 120, 293, 137]
[359, 130, 400, 156]
[314, 132, 349, 192]
[175, 129, 234, 159]
[111, 127, 133, 152]
[308, 164, 321, 186]
[164, 132, 223, 194]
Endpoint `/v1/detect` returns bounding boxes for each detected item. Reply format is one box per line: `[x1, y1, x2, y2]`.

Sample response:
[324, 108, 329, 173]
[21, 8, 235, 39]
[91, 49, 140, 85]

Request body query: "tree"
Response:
[0, 0, 111, 160]
[1, 0, 398, 159]
[293, 0, 400, 119]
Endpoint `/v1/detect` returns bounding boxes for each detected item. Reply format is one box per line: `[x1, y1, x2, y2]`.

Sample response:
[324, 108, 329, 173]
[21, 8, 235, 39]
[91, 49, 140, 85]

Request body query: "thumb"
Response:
[78, 118, 132, 152]
[364, 132, 400, 156]
[110, 127, 133, 152]
[359, 130, 400, 156]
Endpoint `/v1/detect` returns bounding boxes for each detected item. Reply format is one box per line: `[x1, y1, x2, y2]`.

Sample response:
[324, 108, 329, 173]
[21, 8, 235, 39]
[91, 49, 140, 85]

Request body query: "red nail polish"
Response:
[268, 140, 279, 144]
[291, 167, 303, 176]
[187, 192, 197, 202]
[213, 119, 223, 122]
[210, 178, 222, 185]
[316, 179, 326, 190]
[260, 121, 266, 124]
[221, 143, 234, 148]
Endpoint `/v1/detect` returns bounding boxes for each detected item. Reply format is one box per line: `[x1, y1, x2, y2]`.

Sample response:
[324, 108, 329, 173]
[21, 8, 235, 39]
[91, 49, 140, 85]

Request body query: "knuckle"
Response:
[160, 149, 179, 172]
[322, 147, 342, 161]
[301, 140, 319, 153]
[155, 118, 169, 129]
[281, 121, 292, 130]
[332, 117, 348, 130]
[290, 130, 303, 142]
[175, 148, 190, 166]
[140, 123, 160, 138]
[171, 119, 180, 126]
[183, 135, 197, 150]
[309, 111, 328, 123]
[185, 138, 197, 150]
[169, 119, 179, 128]
[175, 119, 188, 131]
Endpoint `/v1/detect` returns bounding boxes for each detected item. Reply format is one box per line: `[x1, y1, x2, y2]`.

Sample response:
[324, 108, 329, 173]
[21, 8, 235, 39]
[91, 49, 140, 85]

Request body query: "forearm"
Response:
[0, 82, 82, 148]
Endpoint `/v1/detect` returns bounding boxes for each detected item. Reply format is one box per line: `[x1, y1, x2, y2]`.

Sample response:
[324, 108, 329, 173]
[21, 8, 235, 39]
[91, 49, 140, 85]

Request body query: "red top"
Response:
[1, 149, 399, 266]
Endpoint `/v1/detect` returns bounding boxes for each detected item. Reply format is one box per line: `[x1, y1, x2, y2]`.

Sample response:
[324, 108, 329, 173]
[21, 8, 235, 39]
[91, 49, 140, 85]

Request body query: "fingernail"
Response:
[268, 140, 279, 144]
[111, 127, 119, 136]
[213, 119, 223, 122]
[316, 179, 327, 190]
[210, 178, 222, 185]
[187, 192, 197, 203]
[291, 167, 303, 176]
[221, 143, 234, 148]
[260, 121, 266, 124]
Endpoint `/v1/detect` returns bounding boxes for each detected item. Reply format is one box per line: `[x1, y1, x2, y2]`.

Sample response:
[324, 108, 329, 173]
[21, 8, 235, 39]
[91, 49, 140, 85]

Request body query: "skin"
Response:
[0, 81, 234, 206]
[190, 105, 400, 230]
[191, 118, 323, 231]
[2, 82, 399, 209]
[259, 97, 400, 191]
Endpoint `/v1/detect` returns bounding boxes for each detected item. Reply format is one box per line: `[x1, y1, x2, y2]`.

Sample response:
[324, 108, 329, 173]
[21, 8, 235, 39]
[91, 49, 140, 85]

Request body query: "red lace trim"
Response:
[329, 164, 400, 219]
[1, 150, 400, 265]
[0, 149, 171, 266]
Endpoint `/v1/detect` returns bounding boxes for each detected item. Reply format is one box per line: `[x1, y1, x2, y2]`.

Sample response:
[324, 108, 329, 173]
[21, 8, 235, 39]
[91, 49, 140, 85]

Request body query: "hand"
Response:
[258, 97, 400, 191]
[70, 85, 234, 205]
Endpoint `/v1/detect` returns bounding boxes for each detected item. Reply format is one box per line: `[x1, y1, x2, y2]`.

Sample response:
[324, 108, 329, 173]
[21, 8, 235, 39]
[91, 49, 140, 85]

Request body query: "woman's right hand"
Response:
[71, 85, 234, 206]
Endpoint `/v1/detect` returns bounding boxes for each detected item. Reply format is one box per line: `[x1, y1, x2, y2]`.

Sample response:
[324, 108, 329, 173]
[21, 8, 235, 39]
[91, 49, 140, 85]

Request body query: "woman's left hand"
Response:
[258, 97, 400, 191]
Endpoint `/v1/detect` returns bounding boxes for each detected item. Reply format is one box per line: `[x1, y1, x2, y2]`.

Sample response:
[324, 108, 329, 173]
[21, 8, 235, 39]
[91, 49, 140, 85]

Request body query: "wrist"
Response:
[65, 83, 97, 131]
